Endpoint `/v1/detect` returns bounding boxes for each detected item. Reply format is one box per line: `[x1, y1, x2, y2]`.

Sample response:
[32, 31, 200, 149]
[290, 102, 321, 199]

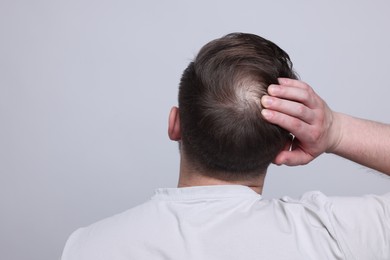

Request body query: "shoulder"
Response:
[279, 191, 390, 231]
[61, 199, 158, 260]
[279, 191, 390, 213]
[277, 191, 333, 216]
[279, 191, 390, 259]
[331, 193, 390, 259]
[297, 192, 390, 259]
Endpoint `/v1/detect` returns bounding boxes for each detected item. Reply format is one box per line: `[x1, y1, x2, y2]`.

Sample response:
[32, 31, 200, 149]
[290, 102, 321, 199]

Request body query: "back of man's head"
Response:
[178, 33, 298, 181]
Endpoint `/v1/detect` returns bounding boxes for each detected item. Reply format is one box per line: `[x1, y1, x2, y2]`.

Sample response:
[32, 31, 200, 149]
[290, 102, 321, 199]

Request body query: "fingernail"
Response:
[268, 85, 280, 95]
[261, 96, 272, 107]
[278, 78, 287, 84]
[261, 109, 272, 119]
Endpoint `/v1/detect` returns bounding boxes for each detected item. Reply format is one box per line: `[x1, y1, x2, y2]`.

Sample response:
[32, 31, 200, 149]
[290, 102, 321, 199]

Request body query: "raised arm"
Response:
[261, 78, 390, 175]
[328, 112, 390, 175]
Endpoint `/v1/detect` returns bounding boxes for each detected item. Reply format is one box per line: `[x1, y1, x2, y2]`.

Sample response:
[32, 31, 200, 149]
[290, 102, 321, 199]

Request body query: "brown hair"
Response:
[178, 33, 297, 180]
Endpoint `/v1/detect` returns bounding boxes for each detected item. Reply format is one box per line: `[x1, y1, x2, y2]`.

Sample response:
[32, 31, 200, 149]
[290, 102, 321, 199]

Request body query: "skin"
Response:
[168, 107, 265, 194]
[261, 78, 390, 175]
[168, 78, 390, 194]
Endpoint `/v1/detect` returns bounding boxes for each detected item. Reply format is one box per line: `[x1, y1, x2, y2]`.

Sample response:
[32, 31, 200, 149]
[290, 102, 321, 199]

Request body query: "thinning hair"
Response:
[178, 33, 298, 181]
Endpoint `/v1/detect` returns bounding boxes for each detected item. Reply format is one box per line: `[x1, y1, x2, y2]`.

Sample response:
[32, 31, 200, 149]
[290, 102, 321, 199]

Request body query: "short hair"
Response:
[178, 33, 298, 180]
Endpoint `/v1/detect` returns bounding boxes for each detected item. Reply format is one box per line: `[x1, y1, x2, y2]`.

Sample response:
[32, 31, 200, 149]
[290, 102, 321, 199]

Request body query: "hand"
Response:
[260, 78, 341, 166]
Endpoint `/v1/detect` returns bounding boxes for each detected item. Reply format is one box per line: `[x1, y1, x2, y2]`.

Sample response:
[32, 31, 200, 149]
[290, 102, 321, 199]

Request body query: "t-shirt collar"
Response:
[152, 185, 262, 201]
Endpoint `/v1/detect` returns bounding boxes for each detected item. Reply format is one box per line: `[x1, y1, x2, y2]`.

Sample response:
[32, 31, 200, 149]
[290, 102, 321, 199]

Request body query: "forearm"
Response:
[262, 78, 390, 175]
[328, 112, 390, 175]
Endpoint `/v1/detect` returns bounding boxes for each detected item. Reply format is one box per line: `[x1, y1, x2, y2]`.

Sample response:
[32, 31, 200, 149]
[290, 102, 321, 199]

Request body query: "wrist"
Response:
[325, 111, 344, 154]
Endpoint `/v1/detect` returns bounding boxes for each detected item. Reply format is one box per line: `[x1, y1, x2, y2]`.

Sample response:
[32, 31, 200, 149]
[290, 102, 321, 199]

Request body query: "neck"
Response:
[178, 158, 266, 194]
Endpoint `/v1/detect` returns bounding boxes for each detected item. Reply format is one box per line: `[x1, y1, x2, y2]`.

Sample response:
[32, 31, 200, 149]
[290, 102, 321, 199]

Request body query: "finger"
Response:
[272, 141, 292, 165]
[278, 78, 311, 90]
[261, 96, 315, 124]
[273, 149, 313, 166]
[261, 109, 313, 139]
[267, 84, 317, 109]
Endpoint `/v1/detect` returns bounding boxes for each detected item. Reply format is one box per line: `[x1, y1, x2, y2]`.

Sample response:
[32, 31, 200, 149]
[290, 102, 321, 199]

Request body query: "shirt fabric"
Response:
[61, 185, 390, 260]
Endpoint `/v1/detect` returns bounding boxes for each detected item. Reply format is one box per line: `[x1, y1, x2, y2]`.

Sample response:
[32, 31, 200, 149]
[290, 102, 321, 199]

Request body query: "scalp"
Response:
[178, 33, 297, 180]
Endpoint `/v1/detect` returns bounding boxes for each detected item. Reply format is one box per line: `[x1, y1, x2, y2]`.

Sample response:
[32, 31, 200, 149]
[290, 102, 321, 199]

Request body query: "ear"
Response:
[168, 106, 181, 141]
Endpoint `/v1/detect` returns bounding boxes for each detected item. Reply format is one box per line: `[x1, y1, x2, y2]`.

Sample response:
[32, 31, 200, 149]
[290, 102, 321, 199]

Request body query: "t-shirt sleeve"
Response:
[327, 193, 390, 259]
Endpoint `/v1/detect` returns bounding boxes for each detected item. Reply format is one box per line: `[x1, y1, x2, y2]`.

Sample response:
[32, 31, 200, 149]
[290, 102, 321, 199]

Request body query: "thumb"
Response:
[273, 150, 312, 166]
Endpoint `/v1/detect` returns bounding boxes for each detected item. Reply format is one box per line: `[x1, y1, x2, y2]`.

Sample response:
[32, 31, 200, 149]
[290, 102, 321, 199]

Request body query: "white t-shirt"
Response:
[61, 185, 390, 260]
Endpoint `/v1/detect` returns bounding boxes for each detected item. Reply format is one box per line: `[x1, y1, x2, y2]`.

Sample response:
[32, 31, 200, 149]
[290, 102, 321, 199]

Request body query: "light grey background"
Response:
[1, 0, 389, 259]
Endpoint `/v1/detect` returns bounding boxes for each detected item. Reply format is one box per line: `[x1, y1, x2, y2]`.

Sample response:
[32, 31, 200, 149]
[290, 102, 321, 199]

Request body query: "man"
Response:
[62, 33, 390, 259]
